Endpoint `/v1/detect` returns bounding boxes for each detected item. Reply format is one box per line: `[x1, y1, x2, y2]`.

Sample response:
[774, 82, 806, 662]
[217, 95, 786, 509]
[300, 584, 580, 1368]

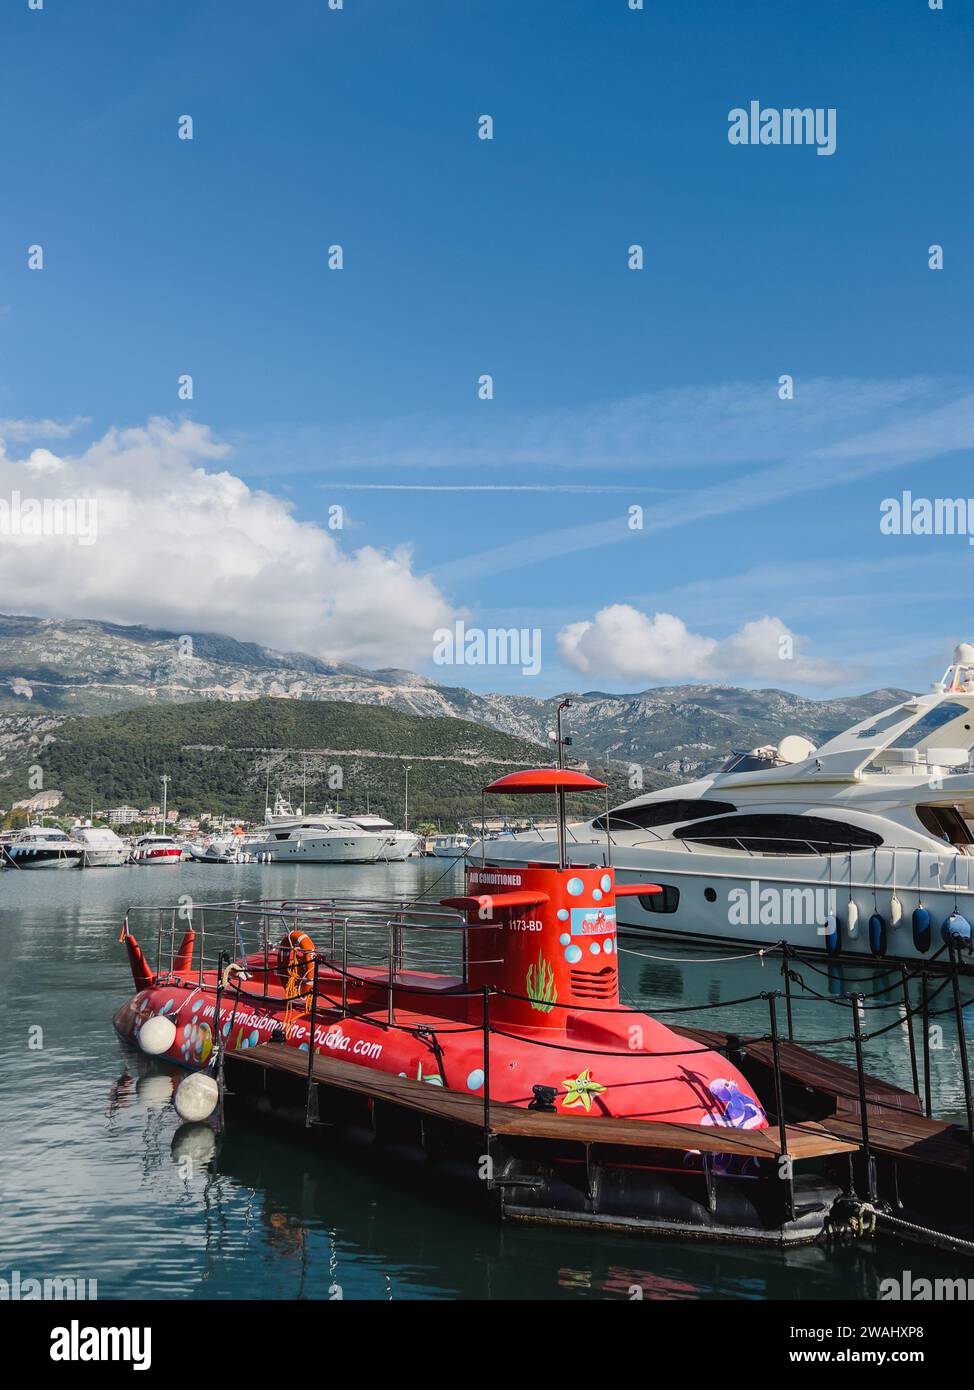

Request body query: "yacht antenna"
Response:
[160, 774, 170, 836]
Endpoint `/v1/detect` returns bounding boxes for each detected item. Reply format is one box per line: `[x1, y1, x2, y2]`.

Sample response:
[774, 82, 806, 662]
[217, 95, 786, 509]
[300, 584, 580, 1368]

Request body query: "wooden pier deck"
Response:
[675, 1025, 972, 1173]
[226, 1041, 855, 1160]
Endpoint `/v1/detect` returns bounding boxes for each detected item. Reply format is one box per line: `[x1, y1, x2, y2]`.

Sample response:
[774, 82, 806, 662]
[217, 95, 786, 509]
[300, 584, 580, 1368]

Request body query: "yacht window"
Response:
[916, 805, 974, 847]
[677, 813, 882, 855]
[638, 885, 680, 913]
[718, 752, 777, 773]
[593, 800, 736, 833]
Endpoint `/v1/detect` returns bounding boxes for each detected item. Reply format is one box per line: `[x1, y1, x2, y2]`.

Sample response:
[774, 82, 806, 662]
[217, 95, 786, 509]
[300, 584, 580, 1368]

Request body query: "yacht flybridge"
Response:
[475, 645, 974, 962]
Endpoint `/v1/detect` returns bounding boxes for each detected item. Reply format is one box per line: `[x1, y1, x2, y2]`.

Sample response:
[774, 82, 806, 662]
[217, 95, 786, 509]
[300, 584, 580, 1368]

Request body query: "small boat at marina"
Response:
[112, 768, 854, 1246]
[131, 834, 182, 866]
[429, 831, 472, 859]
[478, 645, 974, 963]
[2, 824, 85, 869]
[73, 824, 129, 868]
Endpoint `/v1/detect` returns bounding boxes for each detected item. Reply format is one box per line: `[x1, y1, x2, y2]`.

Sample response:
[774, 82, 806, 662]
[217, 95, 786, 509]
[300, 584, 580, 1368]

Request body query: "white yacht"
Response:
[248, 796, 391, 864]
[73, 823, 129, 868]
[2, 825, 85, 869]
[349, 814, 421, 860]
[430, 832, 473, 860]
[472, 646, 974, 962]
[131, 834, 182, 865]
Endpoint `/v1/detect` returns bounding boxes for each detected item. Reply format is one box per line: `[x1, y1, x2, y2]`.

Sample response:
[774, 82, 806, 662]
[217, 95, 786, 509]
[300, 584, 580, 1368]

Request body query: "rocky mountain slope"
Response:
[0, 614, 908, 784]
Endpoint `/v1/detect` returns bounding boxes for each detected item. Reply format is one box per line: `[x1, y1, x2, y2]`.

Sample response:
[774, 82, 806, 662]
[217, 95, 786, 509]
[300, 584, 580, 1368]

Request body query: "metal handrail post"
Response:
[764, 991, 794, 1221]
[305, 955, 320, 1128]
[482, 986, 492, 1188]
[921, 971, 932, 1118]
[341, 919, 348, 1018]
[947, 943, 974, 1148]
[849, 992, 877, 1200]
[781, 942, 794, 1040]
[900, 964, 920, 1101]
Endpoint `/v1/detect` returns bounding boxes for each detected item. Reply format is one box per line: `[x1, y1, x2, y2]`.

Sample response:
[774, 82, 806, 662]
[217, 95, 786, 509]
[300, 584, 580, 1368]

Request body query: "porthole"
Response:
[704, 887, 717, 903]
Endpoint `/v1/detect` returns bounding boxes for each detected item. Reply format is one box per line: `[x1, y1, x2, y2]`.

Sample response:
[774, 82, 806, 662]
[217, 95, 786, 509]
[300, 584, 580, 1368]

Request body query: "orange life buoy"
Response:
[276, 928, 317, 992]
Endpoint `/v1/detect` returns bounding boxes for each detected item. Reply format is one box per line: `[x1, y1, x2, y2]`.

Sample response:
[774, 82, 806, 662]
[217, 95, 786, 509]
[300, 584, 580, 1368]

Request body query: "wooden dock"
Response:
[674, 1025, 974, 1216]
[226, 1041, 855, 1160]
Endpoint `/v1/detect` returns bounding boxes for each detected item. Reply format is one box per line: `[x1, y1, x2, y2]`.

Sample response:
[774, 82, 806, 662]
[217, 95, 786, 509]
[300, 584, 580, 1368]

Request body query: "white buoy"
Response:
[847, 899, 860, 937]
[174, 1072, 219, 1122]
[138, 1014, 177, 1056]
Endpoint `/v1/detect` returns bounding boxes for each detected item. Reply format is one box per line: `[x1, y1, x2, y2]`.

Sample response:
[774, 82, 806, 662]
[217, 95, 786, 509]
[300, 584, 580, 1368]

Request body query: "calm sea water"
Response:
[1, 859, 968, 1300]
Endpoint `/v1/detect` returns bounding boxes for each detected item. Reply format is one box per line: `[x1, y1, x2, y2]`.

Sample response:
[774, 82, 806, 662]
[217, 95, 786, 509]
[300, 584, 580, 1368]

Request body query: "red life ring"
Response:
[276, 929, 317, 992]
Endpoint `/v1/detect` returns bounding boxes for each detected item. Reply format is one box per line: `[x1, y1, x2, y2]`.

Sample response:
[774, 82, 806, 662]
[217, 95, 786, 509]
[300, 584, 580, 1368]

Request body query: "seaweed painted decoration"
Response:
[561, 1069, 606, 1112]
[526, 949, 557, 1013]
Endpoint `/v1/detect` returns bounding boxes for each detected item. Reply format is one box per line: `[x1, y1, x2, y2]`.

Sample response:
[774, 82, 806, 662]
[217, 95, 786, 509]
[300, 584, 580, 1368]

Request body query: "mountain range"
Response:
[0, 614, 909, 787]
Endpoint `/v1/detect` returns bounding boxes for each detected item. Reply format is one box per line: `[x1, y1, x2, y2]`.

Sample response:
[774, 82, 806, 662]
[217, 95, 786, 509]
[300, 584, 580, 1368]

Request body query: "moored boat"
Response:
[112, 768, 853, 1245]
[3, 824, 84, 869]
[131, 834, 182, 865]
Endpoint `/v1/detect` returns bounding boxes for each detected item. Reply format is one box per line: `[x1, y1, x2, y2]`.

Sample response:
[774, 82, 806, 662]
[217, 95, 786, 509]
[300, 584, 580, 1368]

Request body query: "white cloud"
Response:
[558, 606, 852, 686]
[0, 416, 90, 443]
[0, 417, 458, 669]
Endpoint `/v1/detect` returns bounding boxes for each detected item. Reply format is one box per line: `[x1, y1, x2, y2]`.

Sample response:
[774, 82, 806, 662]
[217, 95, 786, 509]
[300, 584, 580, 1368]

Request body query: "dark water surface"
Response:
[1, 860, 968, 1300]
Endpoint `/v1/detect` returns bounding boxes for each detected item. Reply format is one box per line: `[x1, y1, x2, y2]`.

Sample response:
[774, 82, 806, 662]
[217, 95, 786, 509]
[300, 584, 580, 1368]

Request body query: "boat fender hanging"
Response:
[868, 912, 887, 958]
[889, 893, 903, 927]
[942, 912, 973, 950]
[912, 906, 932, 954]
[846, 899, 860, 938]
[824, 910, 840, 956]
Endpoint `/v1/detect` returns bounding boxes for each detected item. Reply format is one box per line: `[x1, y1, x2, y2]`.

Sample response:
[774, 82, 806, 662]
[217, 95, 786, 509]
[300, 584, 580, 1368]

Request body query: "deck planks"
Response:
[226, 1042, 856, 1159]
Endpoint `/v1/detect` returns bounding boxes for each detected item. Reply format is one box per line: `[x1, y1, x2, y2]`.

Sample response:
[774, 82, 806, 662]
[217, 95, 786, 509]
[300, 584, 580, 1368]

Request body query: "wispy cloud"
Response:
[0, 416, 91, 444]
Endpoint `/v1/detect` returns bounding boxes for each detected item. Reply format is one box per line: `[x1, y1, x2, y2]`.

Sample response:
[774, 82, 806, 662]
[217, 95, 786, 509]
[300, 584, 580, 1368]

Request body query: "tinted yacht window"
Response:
[593, 799, 736, 832]
[677, 813, 882, 854]
[917, 805, 974, 846]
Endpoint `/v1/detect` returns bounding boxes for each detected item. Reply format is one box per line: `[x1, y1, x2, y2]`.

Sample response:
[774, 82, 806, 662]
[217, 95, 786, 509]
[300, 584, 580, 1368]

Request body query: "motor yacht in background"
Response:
[73, 823, 129, 867]
[349, 814, 421, 860]
[248, 795, 392, 863]
[2, 825, 85, 869]
[131, 833, 182, 865]
[474, 646, 974, 962]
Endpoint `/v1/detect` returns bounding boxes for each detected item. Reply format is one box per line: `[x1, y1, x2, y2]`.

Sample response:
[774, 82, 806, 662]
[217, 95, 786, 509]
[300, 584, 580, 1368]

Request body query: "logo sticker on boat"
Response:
[570, 906, 616, 936]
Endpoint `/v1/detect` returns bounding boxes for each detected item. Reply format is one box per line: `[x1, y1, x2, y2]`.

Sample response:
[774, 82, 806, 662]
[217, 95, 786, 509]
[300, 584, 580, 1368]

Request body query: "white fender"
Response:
[847, 899, 860, 938]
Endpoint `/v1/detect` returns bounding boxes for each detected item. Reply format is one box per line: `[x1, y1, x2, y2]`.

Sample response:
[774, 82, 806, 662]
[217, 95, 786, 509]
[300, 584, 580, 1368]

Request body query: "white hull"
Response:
[477, 837, 972, 962]
[4, 851, 81, 870]
[253, 833, 389, 864]
[377, 833, 421, 861]
[80, 849, 129, 868]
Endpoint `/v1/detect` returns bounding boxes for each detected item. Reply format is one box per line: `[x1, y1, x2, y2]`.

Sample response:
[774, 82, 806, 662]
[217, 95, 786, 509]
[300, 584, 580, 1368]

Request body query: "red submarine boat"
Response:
[114, 769, 850, 1244]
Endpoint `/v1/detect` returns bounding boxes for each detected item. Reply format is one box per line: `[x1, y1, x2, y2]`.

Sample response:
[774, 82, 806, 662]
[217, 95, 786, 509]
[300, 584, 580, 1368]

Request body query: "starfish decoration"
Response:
[561, 1069, 606, 1112]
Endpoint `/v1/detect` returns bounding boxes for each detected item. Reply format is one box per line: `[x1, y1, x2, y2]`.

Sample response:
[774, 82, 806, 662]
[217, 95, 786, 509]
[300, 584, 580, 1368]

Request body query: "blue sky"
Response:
[1, 0, 972, 698]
